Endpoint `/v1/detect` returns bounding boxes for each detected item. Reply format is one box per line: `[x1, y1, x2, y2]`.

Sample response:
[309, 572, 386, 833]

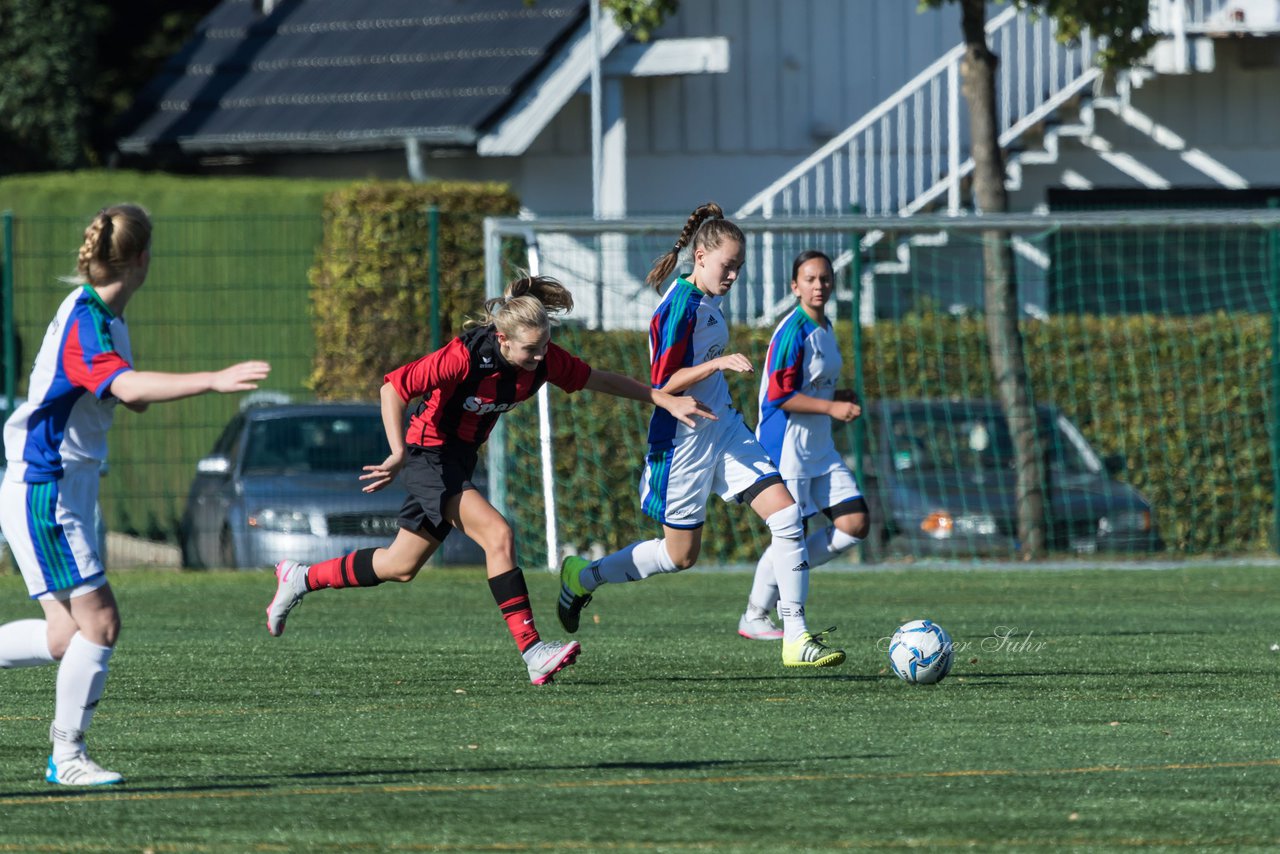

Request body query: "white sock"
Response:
[807, 526, 862, 568]
[764, 505, 810, 642]
[52, 633, 114, 762]
[747, 547, 779, 613]
[589, 538, 679, 588]
[0, 619, 55, 668]
[748, 528, 862, 616]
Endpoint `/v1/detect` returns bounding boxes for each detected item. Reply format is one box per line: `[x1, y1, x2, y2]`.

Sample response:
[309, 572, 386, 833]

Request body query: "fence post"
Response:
[848, 206, 867, 560]
[1270, 198, 1280, 554]
[2, 211, 13, 415]
[483, 217, 507, 518]
[427, 205, 441, 351]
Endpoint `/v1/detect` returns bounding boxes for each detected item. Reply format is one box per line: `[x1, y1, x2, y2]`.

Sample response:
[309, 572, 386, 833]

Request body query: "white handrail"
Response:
[736, 4, 1101, 220]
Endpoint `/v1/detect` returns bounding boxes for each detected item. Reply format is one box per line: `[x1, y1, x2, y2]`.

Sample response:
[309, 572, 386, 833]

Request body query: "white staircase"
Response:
[731, 0, 1256, 324]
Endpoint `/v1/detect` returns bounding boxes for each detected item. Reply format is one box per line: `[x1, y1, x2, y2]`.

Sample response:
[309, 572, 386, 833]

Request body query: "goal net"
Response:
[482, 210, 1280, 567]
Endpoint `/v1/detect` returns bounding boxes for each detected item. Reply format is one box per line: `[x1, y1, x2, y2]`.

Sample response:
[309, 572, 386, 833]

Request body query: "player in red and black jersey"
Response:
[265, 275, 713, 685]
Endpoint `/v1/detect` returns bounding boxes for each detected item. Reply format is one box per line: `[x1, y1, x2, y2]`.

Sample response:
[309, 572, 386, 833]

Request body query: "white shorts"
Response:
[0, 465, 106, 599]
[639, 411, 779, 529]
[785, 464, 863, 521]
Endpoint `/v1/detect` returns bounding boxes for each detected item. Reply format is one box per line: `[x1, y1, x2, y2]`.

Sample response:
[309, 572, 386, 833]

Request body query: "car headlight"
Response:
[248, 508, 315, 534]
[1098, 511, 1151, 535]
[920, 511, 998, 539]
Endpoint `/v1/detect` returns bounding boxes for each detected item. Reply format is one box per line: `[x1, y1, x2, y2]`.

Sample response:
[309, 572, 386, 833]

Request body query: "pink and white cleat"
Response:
[524, 639, 581, 685]
[266, 559, 309, 637]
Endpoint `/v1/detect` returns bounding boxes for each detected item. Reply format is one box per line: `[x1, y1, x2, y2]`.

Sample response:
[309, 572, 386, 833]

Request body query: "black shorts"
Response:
[398, 444, 480, 542]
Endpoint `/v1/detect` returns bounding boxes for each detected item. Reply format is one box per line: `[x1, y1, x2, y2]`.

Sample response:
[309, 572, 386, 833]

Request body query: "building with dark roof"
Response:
[115, 0, 980, 216]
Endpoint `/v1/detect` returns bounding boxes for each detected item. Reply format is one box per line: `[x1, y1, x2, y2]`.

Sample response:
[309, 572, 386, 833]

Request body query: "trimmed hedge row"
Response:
[308, 181, 520, 399]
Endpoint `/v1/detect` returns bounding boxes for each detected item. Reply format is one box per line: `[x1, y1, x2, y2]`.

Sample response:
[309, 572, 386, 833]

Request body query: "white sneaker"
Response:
[46, 752, 123, 786]
[266, 559, 309, 637]
[524, 639, 581, 686]
[738, 609, 783, 641]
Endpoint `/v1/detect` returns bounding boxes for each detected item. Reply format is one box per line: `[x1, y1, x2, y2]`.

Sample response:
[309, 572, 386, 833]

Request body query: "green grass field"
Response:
[2, 563, 1279, 852]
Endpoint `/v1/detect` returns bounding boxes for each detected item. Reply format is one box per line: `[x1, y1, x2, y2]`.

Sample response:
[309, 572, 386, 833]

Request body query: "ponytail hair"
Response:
[468, 274, 575, 338]
[645, 201, 745, 292]
[76, 204, 152, 287]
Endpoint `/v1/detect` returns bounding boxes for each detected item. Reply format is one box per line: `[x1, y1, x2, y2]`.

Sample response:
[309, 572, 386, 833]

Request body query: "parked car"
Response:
[179, 401, 483, 569]
[854, 399, 1163, 560]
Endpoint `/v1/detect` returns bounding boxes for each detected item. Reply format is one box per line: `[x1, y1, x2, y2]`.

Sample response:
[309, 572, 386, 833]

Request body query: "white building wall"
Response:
[515, 0, 970, 214]
[1008, 39, 1280, 208]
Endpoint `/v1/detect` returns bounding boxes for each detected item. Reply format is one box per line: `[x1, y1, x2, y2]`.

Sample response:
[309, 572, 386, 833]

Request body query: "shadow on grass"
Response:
[565, 672, 884, 686]
[0, 753, 893, 796]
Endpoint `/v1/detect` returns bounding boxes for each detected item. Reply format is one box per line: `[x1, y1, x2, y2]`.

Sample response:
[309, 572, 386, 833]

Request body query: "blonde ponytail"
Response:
[467, 274, 575, 338]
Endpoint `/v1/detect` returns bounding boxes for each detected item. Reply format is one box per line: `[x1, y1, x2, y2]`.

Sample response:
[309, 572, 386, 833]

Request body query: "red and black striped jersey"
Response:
[385, 325, 591, 449]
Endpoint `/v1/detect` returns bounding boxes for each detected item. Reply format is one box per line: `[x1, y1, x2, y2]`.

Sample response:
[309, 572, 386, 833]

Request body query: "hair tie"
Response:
[671, 243, 681, 254]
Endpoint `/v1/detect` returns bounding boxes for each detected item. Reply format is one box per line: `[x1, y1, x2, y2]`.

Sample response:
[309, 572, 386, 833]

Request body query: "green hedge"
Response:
[308, 181, 520, 399]
[0, 170, 348, 217]
[500, 311, 1273, 566]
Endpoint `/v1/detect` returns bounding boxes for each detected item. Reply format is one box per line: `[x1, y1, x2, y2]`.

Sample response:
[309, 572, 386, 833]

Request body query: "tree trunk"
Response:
[959, 0, 1046, 558]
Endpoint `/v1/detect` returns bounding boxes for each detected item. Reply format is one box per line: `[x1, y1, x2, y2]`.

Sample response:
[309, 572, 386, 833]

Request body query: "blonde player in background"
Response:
[0, 204, 270, 785]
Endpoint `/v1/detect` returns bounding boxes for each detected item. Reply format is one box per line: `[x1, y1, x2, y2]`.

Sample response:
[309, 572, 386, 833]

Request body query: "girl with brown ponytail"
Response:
[0, 204, 271, 785]
[265, 273, 713, 687]
[557, 203, 846, 670]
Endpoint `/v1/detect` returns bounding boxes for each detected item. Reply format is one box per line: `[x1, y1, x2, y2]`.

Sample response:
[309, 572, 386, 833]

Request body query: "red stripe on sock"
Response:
[307, 554, 362, 590]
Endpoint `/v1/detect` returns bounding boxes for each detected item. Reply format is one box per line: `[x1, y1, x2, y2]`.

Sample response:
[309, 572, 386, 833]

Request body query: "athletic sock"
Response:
[807, 526, 861, 567]
[489, 567, 540, 654]
[765, 505, 811, 642]
[747, 547, 779, 614]
[52, 633, 113, 762]
[0, 619, 55, 668]
[305, 549, 383, 591]
[591, 538, 679, 588]
[750, 526, 862, 616]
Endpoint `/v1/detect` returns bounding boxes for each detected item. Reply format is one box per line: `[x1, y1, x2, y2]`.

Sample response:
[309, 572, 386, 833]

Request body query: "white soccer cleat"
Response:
[525, 639, 581, 686]
[46, 752, 123, 786]
[738, 609, 783, 641]
[266, 559, 309, 637]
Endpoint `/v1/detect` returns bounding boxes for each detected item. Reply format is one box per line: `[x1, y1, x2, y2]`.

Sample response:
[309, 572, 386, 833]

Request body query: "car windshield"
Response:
[241, 414, 387, 474]
[885, 406, 1100, 475]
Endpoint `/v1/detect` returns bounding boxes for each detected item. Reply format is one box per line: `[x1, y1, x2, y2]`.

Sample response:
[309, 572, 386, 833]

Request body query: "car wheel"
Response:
[219, 526, 239, 569]
[179, 530, 205, 570]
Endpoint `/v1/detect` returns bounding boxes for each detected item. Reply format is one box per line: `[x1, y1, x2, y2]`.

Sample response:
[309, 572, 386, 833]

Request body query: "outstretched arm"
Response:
[583, 369, 717, 428]
[108, 360, 271, 405]
[359, 382, 410, 493]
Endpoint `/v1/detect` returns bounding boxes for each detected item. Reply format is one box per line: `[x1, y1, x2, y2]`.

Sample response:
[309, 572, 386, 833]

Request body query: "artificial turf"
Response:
[1, 563, 1278, 852]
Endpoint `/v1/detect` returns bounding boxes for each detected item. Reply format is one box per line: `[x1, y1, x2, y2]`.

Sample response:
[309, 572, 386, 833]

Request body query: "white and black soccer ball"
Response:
[888, 619, 954, 685]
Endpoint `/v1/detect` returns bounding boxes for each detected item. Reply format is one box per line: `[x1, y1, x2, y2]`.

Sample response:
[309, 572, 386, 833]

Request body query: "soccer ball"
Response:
[888, 619, 954, 685]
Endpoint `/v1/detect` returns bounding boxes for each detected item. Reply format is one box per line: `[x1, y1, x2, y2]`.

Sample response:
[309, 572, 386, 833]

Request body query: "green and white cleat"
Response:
[557, 555, 593, 633]
[782, 628, 846, 668]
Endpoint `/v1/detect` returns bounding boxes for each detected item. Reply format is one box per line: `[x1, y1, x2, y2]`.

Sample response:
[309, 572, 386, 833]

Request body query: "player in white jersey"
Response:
[557, 203, 844, 668]
[0, 204, 269, 785]
[738, 250, 870, 641]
